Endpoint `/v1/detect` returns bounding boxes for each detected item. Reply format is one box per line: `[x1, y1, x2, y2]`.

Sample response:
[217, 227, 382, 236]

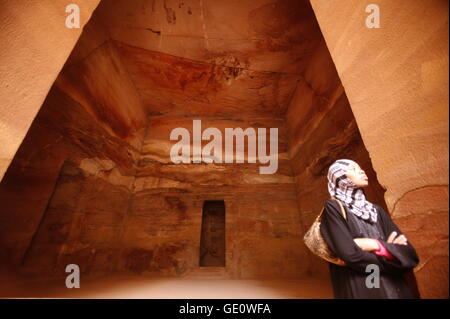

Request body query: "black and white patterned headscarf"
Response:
[327, 159, 378, 223]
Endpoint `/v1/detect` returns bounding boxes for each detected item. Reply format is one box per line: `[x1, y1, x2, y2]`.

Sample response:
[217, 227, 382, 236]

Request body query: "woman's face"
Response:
[345, 162, 369, 187]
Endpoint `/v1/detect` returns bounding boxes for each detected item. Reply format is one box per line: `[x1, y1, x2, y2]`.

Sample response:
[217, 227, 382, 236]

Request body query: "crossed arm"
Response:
[354, 231, 406, 260]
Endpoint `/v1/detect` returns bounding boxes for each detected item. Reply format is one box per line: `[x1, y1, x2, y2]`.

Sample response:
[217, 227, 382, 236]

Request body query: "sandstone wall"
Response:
[0, 10, 146, 276]
[115, 117, 309, 279]
[20, 160, 133, 278]
[0, 3, 310, 280]
[310, 0, 449, 298]
[0, 83, 142, 276]
[0, 0, 100, 181]
[1, 111, 310, 280]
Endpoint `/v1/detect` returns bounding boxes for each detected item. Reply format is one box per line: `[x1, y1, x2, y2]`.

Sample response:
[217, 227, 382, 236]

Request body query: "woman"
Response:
[320, 159, 420, 298]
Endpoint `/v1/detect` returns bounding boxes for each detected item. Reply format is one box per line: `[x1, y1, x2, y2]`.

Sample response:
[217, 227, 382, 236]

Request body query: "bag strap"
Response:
[331, 197, 347, 220]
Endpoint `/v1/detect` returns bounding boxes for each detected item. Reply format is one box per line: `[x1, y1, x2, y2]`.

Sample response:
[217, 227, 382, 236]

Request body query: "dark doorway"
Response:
[199, 200, 226, 267]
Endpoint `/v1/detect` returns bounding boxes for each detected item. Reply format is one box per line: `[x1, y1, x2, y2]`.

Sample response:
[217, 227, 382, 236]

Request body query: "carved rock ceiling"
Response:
[94, 0, 323, 118]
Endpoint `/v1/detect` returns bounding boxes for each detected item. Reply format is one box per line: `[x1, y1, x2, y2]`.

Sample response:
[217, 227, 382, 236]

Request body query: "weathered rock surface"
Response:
[0, 0, 447, 298]
[117, 116, 307, 278]
[0, 0, 101, 181]
[0, 1, 314, 280]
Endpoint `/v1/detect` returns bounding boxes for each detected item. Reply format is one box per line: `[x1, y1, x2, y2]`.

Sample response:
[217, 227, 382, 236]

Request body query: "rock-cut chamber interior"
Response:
[1, 0, 445, 298]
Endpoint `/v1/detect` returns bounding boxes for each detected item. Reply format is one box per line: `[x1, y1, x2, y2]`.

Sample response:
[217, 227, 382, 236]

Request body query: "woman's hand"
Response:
[354, 231, 408, 252]
[387, 231, 408, 245]
[353, 238, 380, 251]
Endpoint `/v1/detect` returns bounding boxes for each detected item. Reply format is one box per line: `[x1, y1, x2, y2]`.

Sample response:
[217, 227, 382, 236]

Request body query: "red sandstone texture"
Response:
[0, 0, 447, 298]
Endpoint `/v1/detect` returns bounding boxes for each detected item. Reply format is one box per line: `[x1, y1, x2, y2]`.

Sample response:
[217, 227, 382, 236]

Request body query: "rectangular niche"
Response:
[199, 200, 226, 267]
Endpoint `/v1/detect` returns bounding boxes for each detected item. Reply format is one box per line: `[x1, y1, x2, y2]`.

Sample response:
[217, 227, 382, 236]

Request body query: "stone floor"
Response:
[0, 274, 333, 299]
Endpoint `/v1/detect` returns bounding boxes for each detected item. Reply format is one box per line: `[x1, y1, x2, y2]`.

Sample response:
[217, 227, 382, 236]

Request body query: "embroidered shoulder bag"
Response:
[303, 198, 347, 266]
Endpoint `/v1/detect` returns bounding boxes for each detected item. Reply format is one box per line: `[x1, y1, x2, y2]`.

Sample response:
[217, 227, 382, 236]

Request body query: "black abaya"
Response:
[320, 199, 420, 299]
